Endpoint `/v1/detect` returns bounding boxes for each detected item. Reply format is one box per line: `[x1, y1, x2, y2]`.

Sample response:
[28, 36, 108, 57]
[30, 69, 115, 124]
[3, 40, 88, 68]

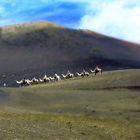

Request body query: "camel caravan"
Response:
[16, 66, 103, 87]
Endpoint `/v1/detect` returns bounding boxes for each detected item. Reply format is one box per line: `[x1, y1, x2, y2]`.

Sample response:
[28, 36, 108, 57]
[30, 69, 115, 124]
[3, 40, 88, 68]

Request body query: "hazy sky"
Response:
[0, 0, 140, 43]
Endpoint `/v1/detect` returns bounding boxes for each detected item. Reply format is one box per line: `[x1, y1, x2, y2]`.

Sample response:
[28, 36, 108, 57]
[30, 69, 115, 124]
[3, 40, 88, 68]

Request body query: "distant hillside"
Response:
[0, 20, 140, 86]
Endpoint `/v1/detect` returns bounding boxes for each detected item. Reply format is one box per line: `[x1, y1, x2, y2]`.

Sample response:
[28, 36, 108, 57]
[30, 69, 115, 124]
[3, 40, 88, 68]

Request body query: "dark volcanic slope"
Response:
[0, 21, 140, 86]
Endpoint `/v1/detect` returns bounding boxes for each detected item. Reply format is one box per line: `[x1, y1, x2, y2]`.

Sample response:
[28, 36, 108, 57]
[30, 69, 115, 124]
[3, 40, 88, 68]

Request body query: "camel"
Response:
[76, 70, 89, 77]
[76, 72, 82, 77]
[67, 70, 74, 78]
[16, 80, 23, 85]
[67, 72, 74, 79]
[31, 77, 39, 84]
[82, 69, 89, 76]
[89, 69, 95, 73]
[16, 78, 31, 86]
[39, 78, 44, 83]
[42, 75, 50, 83]
[62, 73, 74, 79]
[62, 70, 74, 79]
[90, 66, 102, 75]
[62, 74, 67, 79]
[54, 73, 61, 81]
[94, 66, 102, 75]
[49, 76, 55, 82]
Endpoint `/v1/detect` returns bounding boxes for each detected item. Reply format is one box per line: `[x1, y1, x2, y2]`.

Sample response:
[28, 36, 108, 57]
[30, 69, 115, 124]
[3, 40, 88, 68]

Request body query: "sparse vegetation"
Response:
[0, 69, 139, 139]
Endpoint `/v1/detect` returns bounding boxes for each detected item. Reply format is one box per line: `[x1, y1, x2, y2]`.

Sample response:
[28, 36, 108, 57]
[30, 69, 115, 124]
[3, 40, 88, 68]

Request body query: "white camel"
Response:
[82, 69, 89, 76]
[76, 72, 82, 77]
[76, 70, 89, 77]
[39, 78, 44, 83]
[31, 77, 39, 84]
[42, 75, 50, 83]
[89, 69, 95, 73]
[16, 78, 31, 86]
[62, 70, 74, 79]
[67, 70, 74, 78]
[49, 76, 55, 82]
[54, 73, 61, 81]
[16, 80, 23, 85]
[62, 74, 67, 79]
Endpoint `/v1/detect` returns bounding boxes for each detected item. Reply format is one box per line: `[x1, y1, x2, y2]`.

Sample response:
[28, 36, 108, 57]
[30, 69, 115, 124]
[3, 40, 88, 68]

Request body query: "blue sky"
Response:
[0, 0, 86, 27]
[0, 0, 140, 43]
